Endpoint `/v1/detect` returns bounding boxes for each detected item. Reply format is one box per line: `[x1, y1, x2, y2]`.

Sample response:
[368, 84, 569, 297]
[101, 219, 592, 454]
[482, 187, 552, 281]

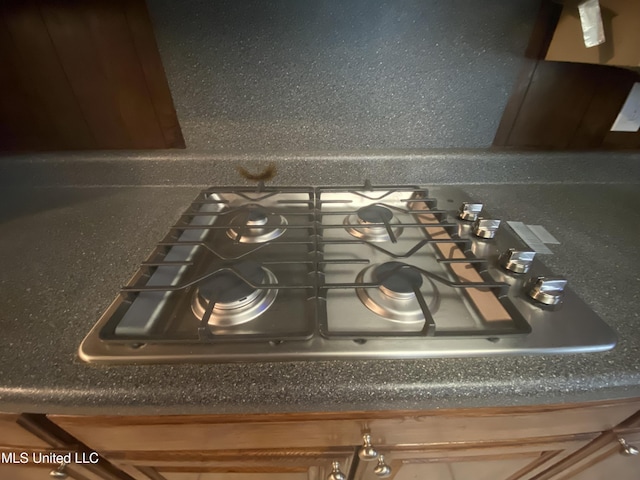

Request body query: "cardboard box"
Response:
[545, 0, 640, 68]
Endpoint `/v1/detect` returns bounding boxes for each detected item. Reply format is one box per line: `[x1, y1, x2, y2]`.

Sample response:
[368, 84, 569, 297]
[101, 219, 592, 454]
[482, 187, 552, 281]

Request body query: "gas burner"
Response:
[191, 261, 278, 327]
[343, 205, 403, 242]
[355, 262, 439, 323]
[226, 206, 288, 243]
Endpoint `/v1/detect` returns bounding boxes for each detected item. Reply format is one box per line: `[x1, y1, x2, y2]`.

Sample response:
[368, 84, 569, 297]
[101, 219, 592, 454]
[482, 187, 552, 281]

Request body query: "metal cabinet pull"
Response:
[358, 433, 379, 461]
[49, 462, 68, 479]
[327, 461, 347, 480]
[619, 437, 639, 456]
[373, 454, 392, 478]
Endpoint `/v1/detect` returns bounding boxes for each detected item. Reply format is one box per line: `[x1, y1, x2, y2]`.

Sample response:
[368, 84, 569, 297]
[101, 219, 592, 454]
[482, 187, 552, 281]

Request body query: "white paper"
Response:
[578, 0, 605, 48]
[611, 83, 640, 132]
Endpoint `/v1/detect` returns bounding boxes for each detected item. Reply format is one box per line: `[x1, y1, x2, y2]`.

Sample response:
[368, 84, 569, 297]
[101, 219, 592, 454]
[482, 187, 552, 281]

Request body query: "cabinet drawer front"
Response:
[130, 450, 354, 480]
[535, 430, 640, 480]
[48, 402, 640, 452]
[355, 438, 595, 480]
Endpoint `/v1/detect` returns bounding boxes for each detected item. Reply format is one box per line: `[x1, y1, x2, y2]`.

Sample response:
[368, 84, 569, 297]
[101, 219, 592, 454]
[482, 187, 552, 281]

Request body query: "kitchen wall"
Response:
[147, 0, 538, 151]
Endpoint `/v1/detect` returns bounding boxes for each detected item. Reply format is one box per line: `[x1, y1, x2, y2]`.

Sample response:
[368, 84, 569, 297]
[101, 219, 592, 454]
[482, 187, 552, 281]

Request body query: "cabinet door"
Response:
[543, 430, 640, 480]
[102, 448, 354, 480]
[354, 436, 594, 480]
[0, 414, 130, 480]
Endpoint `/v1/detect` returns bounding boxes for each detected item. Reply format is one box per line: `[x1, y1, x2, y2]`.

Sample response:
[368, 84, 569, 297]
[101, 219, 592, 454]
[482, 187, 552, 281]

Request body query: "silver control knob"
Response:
[49, 463, 68, 479]
[358, 433, 379, 461]
[458, 202, 483, 221]
[373, 455, 392, 478]
[472, 218, 501, 239]
[619, 437, 639, 456]
[526, 276, 567, 306]
[499, 249, 536, 274]
[327, 461, 346, 480]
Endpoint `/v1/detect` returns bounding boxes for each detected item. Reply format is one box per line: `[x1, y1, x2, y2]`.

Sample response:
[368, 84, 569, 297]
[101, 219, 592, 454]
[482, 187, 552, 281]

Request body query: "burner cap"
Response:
[246, 208, 268, 225]
[372, 262, 423, 294]
[344, 205, 403, 242]
[355, 263, 439, 323]
[357, 205, 393, 224]
[226, 207, 288, 243]
[198, 261, 265, 304]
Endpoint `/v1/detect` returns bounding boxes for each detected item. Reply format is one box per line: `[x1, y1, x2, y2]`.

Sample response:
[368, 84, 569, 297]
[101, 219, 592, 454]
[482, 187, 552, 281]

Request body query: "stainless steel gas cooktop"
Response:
[79, 183, 616, 363]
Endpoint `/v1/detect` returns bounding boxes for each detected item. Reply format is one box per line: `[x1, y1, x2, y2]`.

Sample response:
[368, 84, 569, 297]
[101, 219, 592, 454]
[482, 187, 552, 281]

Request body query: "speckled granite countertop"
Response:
[0, 151, 639, 415]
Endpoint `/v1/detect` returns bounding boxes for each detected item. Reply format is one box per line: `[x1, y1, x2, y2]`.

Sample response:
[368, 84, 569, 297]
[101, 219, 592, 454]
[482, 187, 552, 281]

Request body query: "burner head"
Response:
[343, 205, 403, 242]
[226, 206, 288, 243]
[357, 205, 394, 224]
[192, 261, 279, 327]
[373, 262, 423, 296]
[198, 261, 265, 304]
[355, 263, 438, 323]
[246, 208, 269, 225]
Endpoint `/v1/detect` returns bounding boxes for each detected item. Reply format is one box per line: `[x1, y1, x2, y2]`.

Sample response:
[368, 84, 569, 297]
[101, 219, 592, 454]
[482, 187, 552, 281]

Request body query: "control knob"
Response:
[499, 249, 536, 274]
[526, 276, 567, 306]
[472, 218, 501, 239]
[458, 202, 483, 221]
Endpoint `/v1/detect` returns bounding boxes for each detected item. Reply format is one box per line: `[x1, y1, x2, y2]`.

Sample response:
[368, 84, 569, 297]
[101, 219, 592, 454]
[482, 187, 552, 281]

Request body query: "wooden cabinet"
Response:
[46, 400, 640, 480]
[353, 436, 594, 480]
[0, 0, 185, 151]
[0, 413, 131, 480]
[103, 448, 354, 480]
[556, 431, 640, 480]
[3, 400, 640, 480]
[527, 411, 640, 480]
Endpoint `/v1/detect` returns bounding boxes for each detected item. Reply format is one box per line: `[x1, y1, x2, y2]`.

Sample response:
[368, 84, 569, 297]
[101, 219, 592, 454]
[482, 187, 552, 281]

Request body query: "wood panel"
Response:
[530, 430, 640, 480]
[493, 0, 640, 150]
[0, 0, 184, 151]
[1, 0, 94, 150]
[123, 0, 185, 149]
[111, 449, 353, 480]
[48, 401, 640, 453]
[353, 437, 593, 480]
[527, 410, 640, 480]
[0, 413, 49, 448]
[492, 0, 561, 147]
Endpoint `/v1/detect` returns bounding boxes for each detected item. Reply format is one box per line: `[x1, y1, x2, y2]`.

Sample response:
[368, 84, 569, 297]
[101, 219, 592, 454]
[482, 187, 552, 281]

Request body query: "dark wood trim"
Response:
[134, 467, 166, 480]
[0, 0, 184, 152]
[493, 0, 562, 147]
[494, 0, 640, 150]
[17, 414, 136, 480]
[123, 0, 185, 149]
[504, 450, 560, 480]
[529, 430, 618, 480]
